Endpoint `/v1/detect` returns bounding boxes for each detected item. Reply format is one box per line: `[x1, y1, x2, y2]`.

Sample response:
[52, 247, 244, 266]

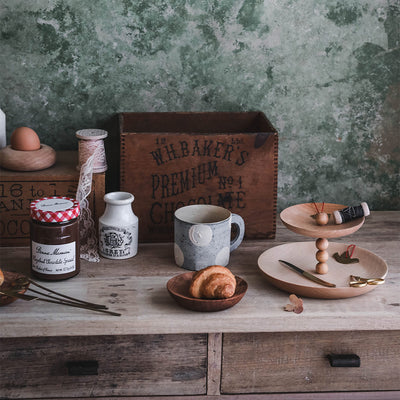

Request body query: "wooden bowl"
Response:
[0, 271, 29, 306]
[0, 144, 56, 171]
[280, 203, 365, 239]
[167, 272, 248, 312]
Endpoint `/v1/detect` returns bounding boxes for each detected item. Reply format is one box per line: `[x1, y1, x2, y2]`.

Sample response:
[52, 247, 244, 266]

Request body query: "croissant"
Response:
[189, 265, 236, 299]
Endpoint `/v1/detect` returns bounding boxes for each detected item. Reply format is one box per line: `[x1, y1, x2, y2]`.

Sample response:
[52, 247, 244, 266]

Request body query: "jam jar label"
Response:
[31, 241, 76, 275]
[35, 198, 74, 212]
[99, 225, 138, 259]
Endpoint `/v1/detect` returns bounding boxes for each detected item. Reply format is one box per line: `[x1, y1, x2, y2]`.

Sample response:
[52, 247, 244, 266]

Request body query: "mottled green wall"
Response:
[1, 0, 399, 210]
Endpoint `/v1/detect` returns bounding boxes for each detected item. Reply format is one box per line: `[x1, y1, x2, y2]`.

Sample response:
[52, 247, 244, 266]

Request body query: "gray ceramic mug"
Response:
[174, 204, 245, 271]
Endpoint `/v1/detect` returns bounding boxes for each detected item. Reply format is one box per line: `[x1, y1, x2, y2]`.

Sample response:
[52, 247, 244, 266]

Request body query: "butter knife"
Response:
[279, 260, 336, 288]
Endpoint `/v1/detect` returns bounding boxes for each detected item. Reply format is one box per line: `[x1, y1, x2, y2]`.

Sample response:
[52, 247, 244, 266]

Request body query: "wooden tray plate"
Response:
[0, 271, 29, 306]
[258, 242, 388, 299]
[167, 272, 247, 312]
[280, 203, 365, 239]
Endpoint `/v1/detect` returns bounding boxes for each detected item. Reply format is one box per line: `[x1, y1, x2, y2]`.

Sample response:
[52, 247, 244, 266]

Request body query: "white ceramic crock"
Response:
[98, 192, 138, 259]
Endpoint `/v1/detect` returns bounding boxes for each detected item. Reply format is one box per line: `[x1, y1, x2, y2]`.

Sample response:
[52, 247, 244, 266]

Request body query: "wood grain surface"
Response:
[119, 112, 278, 242]
[0, 144, 56, 171]
[258, 241, 388, 299]
[221, 331, 400, 393]
[0, 211, 399, 399]
[0, 334, 207, 398]
[0, 212, 398, 338]
[280, 202, 365, 238]
[0, 151, 105, 246]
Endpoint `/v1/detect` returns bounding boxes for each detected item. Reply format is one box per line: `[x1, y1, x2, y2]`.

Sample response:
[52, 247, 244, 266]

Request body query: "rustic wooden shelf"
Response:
[1, 211, 399, 399]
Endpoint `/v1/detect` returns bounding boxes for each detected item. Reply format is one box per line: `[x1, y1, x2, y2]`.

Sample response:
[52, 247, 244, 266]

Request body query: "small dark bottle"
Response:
[30, 196, 80, 281]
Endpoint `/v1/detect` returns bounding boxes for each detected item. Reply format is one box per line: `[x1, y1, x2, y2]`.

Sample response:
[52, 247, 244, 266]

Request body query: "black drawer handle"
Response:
[327, 354, 360, 367]
[67, 360, 99, 376]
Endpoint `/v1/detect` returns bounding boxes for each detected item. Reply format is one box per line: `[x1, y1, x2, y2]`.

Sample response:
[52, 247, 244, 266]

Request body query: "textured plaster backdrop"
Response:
[0, 0, 399, 210]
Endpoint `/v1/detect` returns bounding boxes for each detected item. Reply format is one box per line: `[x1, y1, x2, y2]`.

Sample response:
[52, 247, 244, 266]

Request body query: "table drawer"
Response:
[0, 334, 207, 398]
[221, 331, 400, 394]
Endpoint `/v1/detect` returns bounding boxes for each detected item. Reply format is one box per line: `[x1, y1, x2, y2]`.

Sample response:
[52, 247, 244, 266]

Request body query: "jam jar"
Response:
[30, 196, 80, 280]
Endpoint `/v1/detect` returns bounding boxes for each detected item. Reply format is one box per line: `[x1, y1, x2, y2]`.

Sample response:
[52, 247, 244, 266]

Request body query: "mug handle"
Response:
[230, 213, 245, 252]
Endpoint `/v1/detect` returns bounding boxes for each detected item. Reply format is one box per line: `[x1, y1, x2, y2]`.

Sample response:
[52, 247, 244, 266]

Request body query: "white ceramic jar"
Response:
[99, 192, 138, 259]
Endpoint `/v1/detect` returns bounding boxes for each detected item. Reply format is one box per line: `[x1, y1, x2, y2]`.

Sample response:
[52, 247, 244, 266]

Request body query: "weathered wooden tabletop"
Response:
[1, 211, 399, 338]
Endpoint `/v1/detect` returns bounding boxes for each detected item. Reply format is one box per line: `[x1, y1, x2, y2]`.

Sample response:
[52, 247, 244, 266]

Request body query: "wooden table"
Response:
[1, 211, 399, 399]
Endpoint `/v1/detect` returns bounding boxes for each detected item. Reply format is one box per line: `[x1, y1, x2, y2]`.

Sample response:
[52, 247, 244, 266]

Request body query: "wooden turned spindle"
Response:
[315, 212, 329, 226]
[315, 238, 329, 274]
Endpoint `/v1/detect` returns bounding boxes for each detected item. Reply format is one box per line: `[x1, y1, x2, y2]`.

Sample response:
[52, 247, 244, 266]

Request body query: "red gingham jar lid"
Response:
[30, 197, 80, 223]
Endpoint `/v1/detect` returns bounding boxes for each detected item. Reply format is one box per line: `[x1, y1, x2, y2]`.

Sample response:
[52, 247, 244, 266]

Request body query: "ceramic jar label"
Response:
[99, 225, 138, 259]
[31, 241, 76, 275]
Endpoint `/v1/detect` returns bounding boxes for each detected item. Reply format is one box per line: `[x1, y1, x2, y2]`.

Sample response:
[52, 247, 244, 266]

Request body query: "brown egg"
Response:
[10, 127, 41, 151]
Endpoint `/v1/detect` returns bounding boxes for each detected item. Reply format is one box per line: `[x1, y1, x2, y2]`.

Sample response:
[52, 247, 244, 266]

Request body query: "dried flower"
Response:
[284, 294, 303, 314]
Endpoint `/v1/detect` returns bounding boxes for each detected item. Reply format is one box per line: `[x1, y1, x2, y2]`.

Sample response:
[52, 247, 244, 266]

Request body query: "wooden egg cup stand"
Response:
[280, 203, 365, 275]
[0, 145, 56, 171]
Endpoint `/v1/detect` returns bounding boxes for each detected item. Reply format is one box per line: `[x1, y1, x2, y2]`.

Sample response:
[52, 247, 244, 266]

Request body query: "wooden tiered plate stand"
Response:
[280, 203, 365, 274]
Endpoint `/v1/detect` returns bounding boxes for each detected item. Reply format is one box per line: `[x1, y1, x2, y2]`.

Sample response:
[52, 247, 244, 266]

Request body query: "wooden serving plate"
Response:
[167, 272, 248, 312]
[258, 242, 388, 299]
[280, 203, 365, 239]
[0, 271, 29, 306]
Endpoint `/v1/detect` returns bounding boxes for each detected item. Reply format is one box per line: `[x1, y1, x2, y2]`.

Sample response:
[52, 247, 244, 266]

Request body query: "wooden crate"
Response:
[120, 112, 278, 243]
[0, 151, 105, 247]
